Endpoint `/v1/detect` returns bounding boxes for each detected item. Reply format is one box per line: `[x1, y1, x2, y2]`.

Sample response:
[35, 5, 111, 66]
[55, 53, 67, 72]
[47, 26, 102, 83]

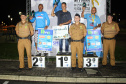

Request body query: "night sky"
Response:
[0, 0, 125, 26]
[0, 0, 26, 25]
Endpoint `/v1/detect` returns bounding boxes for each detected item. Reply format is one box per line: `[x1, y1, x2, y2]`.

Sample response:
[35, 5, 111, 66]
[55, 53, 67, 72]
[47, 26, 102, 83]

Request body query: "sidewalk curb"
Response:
[0, 75, 126, 83]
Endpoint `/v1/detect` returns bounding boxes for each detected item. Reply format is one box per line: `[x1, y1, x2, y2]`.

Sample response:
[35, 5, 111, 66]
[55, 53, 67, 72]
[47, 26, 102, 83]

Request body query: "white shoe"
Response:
[34, 49, 39, 56]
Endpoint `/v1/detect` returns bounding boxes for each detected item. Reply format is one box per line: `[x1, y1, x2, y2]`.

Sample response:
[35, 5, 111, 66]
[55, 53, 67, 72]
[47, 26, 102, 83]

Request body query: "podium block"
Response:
[32, 56, 45, 68]
[83, 55, 99, 68]
[56, 55, 71, 68]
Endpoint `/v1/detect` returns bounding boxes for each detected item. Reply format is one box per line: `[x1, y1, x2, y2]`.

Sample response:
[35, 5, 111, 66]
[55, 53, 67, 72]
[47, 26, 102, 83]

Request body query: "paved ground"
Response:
[0, 60, 126, 78]
[0, 60, 126, 83]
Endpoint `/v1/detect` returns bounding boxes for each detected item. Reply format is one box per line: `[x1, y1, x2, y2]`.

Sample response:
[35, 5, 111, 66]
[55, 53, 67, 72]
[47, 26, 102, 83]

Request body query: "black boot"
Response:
[78, 68, 83, 72]
[71, 67, 76, 71]
[18, 68, 24, 71]
[57, 51, 63, 55]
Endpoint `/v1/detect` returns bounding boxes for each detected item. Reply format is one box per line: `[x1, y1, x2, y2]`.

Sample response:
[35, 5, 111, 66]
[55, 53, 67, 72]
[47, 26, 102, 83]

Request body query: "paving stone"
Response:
[0, 61, 126, 78]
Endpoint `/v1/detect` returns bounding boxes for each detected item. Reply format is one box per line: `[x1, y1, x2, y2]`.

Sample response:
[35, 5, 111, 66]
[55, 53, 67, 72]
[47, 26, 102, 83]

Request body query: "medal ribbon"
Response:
[91, 14, 95, 23]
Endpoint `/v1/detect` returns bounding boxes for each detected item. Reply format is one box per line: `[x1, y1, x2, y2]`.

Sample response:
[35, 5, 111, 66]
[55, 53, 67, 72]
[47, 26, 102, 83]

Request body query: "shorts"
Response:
[34, 30, 38, 43]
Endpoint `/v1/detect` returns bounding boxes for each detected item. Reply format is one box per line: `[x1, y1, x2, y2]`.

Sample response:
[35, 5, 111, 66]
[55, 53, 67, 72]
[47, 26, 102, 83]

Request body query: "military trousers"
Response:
[102, 39, 116, 66]
[18, 39, 32, 68]
[71, 42, 84, 68]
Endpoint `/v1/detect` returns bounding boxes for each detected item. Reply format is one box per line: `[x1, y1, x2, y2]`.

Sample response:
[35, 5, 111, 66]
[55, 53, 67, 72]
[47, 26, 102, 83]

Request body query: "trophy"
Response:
[82, 2, 86, 7]
[31, 10, 35, 17]
[54, 0, 60, 5]
[54, 0, 58, 5]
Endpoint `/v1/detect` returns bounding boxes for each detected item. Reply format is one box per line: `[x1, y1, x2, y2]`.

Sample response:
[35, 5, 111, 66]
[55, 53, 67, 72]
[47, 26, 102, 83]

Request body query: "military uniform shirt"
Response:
[101, 21, 120, 38]
[69, 23, 87, 40]
[15, 21, 34, 37]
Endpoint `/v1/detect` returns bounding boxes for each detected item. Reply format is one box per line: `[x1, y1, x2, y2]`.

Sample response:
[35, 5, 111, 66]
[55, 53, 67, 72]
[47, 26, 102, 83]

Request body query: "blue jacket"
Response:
[30, 11, 50, 30]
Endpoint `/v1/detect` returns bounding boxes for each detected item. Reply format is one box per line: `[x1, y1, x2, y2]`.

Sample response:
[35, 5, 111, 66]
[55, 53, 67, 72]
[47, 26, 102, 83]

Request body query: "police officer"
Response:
[15, 12, 34, 70]
[69, 14, 87, 71]
[101, 14, 120, 67]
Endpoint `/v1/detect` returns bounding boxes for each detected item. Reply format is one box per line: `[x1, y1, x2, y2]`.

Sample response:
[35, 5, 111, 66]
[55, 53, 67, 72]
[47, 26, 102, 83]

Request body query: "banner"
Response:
[52, 25, 69, 39]
[37, 29, 53, 51]
[85, 29, 102, 52]
[31, 0, 106, 56]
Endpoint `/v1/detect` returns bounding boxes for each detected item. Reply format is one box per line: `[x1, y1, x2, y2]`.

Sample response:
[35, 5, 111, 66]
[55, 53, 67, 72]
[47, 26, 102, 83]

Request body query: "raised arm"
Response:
[81, 7, 86, 18]
[51, 5, 57, 17]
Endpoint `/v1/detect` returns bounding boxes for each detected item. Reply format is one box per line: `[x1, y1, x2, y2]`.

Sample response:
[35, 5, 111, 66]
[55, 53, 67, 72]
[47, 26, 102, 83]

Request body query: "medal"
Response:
[91, 14, 95, 25]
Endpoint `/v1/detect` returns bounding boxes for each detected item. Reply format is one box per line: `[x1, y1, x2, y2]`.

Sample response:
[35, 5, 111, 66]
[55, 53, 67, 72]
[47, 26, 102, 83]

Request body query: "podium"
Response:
[56, 52, 71, 68]
[32, 56, 45, 68]
[83, 54, 99, 68]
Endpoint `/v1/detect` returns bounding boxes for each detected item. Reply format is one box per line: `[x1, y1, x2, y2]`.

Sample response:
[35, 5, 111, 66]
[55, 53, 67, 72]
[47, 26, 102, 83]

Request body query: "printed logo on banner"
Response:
[41, 30, 51, 35]
[53, 40, 59, 46]
[74, 0, 91, 12]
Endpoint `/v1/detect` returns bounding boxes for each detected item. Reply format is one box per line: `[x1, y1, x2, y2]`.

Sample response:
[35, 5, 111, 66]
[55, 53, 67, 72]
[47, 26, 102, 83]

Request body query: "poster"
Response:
[86, 29, 102, 52]
[52, 25, 69, 39]
[37, 29, 53, 51]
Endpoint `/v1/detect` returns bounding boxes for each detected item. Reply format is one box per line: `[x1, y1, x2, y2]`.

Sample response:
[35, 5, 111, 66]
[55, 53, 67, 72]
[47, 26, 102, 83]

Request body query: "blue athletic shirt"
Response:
[30, 11, 50, 30]
[84, 14, 101, 29]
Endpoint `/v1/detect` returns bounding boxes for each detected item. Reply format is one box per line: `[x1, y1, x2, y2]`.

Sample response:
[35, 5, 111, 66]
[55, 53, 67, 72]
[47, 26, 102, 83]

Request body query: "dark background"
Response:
[0, 0, 125, 26]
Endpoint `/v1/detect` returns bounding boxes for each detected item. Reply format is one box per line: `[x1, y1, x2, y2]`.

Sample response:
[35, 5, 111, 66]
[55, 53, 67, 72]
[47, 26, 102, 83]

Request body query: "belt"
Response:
[71, 40, 81, 42]
[104, 37, 115, 40]
[19, 36, 30, 39]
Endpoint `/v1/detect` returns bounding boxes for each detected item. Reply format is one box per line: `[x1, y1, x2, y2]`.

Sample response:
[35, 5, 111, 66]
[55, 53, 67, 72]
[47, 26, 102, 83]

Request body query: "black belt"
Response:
[19, 36, 30, 39]
[104, 37, 115, 40]
[69, 37, 84, 43]
[71, 40, 81, 42]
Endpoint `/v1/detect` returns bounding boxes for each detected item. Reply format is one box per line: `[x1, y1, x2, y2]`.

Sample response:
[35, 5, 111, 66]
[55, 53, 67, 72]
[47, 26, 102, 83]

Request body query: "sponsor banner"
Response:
[53, 25, 69, 39]
[86, 29, 102, 52]
[37, 29, 53, 51]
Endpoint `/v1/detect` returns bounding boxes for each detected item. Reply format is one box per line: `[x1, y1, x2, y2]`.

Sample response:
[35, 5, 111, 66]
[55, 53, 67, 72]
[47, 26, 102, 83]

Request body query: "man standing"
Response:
[15, 12, 34, 70]
[81, 7, 101, 30]
[101, 14, 120, 67]
[69, 14, 87, 71]
[51, 2, 72, 54]
[81, 7, 101, 55]
[29, 4, 50, 56]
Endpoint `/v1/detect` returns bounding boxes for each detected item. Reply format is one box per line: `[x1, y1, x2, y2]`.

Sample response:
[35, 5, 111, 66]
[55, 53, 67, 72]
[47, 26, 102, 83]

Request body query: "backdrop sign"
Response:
[37, 29, 53, 51]
[74, 0, 91, 12]
[85, 29, 102, 52]
[31, 0, 106, 56]
[53, 25, 69, 39]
